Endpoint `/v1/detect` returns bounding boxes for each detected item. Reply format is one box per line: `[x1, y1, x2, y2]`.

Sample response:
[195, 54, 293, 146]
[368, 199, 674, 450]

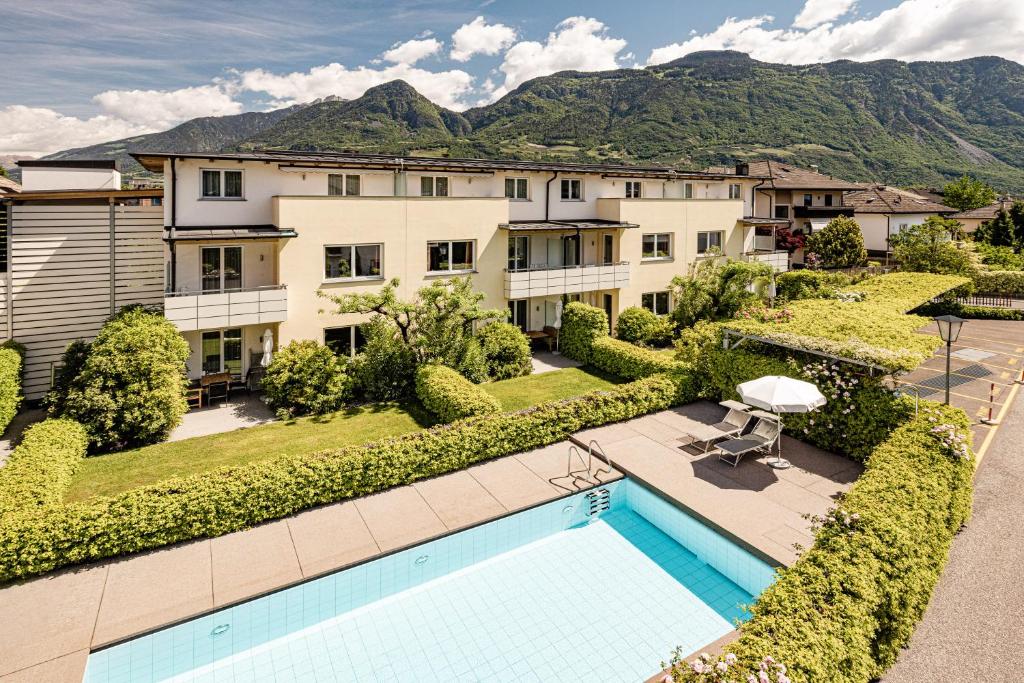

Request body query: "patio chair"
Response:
[678, 406, 753, 453]
[716, 417, 781, 467]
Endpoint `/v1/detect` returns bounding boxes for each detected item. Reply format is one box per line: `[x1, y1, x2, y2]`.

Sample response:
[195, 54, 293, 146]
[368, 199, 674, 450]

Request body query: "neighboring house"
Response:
[125, 150, 772, 383]
[949, 196, 1016, 233]
[842, 185, 957, 256]
[17, 159, 122, 191]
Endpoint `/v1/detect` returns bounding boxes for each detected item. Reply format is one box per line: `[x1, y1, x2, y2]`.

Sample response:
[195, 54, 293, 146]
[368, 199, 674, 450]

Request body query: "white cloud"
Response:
[0, 106, 151, 157]
[793, 0, 856, 30]
[450, 16, 517, 62]
[381, 38, 443, 65]
[239, 62, 475, 110]
[647, 0, 1024, 66]
[92, 84, 242, 129]
[491, 17, 627, 100]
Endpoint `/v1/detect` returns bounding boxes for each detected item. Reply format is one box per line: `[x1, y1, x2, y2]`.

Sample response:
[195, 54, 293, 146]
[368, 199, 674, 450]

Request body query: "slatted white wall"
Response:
[7, 204, 164, 399]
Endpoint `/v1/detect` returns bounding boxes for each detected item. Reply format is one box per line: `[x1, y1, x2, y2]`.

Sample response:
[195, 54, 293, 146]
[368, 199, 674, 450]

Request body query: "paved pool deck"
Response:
[0, 404, 857, 682]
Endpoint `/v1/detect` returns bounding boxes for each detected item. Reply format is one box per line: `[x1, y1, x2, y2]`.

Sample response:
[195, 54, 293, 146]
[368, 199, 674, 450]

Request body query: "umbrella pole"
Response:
[768, 413, 791, 470]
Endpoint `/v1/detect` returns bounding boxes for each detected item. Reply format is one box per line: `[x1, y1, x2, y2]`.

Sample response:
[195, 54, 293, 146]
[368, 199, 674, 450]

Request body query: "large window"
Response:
[560, 178, 582, 201]
[697, 230, 724, 254]
[201, 328, 242, 376]
[508, 235, 529, 271]
[641, 292, 671, 316]
[201, 246, 242, 293]
[428, 240, 475, 273]
[603, 234, 614, 265]
[201, 169, 243, 199]
[641, 233, 672, 260]
[625, 181, 642, 198]
[729, 183, 742, 200]
[505, 177, 529, 200]
[324, 244, 382, 280]
[420, 176, 449, 197]
[328, 174, 361, 196]
[803, 193, 813, 206]
[324, 325, 367, 357]
[774, 205, 790, 219]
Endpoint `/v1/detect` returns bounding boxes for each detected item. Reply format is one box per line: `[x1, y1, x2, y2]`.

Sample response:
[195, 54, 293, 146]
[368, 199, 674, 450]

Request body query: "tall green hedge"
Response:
[972, 270, 1024, 297]
[0, 419, 88, 521]
[560, 302, 608, 363]
[0, 341, 24, 436]
[592, 336, 683, 378]
[667, 402, 974, 683]
[415, 364, 502, 422]
[0, 374, 683, 582]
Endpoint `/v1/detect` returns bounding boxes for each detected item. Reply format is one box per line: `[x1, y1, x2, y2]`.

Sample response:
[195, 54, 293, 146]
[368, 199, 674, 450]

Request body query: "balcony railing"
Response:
[504, 262, 630, 299]
[742, 251, 789, 273]
[164, 285, 287, 332]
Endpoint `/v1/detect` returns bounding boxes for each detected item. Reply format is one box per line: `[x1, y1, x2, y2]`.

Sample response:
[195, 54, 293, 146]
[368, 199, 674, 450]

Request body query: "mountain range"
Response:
[41, 51, 1024, 191]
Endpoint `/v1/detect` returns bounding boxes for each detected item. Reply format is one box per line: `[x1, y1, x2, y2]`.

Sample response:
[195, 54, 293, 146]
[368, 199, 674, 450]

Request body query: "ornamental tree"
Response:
[805, 216, 867, 268]
[941, 174, 996, 211]
[889, 216, 974, 275]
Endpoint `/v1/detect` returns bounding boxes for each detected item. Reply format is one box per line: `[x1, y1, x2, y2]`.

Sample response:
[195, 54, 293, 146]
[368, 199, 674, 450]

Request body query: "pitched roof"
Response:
[843, 185, 956, 214]
[0, 175, 21, 194]
[742, 160, 863, 190]
[949, 197, 1017, 220]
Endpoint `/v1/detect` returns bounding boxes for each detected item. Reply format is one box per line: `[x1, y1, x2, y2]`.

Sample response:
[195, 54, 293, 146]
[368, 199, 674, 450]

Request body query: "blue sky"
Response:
[3, 0, 1022, 156]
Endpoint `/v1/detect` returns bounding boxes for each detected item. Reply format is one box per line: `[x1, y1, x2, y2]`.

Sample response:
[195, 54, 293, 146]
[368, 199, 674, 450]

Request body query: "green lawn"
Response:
[65, 403, 436, 502]
[481, 366, 624, 411]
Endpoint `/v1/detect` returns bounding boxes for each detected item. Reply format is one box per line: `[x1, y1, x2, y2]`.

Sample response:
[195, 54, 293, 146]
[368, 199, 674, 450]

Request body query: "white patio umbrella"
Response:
[552, 299, 564, 354]
[260, 329, 274, 367]
[737, 375, 826, 470]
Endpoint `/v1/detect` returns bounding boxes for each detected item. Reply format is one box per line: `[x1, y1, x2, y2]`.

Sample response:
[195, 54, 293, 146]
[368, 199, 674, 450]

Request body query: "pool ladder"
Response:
[551, 440, 614, 491]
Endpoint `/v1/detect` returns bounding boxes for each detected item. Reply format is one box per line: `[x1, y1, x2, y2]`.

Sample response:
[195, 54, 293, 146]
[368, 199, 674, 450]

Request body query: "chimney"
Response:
[734, 162, 749, 176]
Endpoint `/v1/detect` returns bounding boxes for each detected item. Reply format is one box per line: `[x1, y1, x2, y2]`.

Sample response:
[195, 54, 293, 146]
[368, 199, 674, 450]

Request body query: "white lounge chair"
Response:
[716, 418, 781, 467]
[678, 403, 753, 453]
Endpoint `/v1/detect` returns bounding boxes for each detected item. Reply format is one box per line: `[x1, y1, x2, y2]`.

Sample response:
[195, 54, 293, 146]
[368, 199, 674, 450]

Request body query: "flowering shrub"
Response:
[834, 290, 865, 302]
[665, 652, 790, 683]
[736, 304, 794, 324]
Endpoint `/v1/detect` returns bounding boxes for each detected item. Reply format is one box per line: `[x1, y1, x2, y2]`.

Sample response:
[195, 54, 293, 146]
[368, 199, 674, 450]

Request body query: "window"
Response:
[641, 292, 671, 316]
[560, 178, 582, 201]
[508, 235, 529, 271]
[201, 169, 243, 199]
[625, 181, 642, 198]
[641, 233, 672, 260]
[729, 183, 742, 200]
[324, 244, 382, 280]
[201, 329, 242, 376]
[504, 177, 529, 200]
[428, 240, 474, 273]
[201, 246, 242, 293]
[328, 174, 361, 196]
[684, 183, 694, 199]
[824, 194, 833, 207]
[803, 193, 813, 206]
[420, 176, 449, 197]
[774, 205, 790, 219]
[603, 234, 614, 265]
[508, 299, 528, 332]
[697, 230, 724, 254]
[324, 325, 367, 357]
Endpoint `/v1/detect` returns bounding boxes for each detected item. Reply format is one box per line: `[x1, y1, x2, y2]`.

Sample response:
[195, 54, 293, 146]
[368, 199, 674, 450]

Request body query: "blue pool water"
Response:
[84, 480, 775, 682]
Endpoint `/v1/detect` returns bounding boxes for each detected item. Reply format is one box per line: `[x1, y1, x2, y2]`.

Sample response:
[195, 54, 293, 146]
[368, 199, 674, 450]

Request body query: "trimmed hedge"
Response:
[0, 419, 88, 521]
[667, 401, 974, 683]
[592, 336, 683, 379]
[615, 306, 672, 346]
[560, 302, 608, 363]
[0, 374, 682, 582]
[415, 364, 502, 423]
[916, 299, 1024, 322]
[972, 270, 1024, 298]
[0, 341, 24, 436]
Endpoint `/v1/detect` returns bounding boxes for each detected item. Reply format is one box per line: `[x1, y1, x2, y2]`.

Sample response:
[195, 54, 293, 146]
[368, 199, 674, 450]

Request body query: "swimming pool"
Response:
[84, 479, 775, 682]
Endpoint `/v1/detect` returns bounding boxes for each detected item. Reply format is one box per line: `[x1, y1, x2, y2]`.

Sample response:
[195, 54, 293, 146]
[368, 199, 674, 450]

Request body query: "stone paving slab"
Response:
[353, 485, 448, 553]
[286, 501, 379, 578]
[211, 520, 301, 607]
[0, 650, 88, 683]
[413, 470, 506, 530]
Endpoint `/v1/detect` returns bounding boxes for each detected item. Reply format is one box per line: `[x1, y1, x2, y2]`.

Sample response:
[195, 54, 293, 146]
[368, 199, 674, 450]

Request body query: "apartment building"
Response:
[843, 185, 956, 255]
[127, 151, 772, 382]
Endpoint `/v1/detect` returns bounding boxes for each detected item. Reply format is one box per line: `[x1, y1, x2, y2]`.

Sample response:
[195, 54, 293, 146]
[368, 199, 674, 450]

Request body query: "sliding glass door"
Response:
[201, 328, 242, 377]
[201, 246, 242, 293]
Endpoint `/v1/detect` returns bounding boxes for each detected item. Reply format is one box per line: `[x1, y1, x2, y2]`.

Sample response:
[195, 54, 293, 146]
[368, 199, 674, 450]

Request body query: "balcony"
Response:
[164, 285, 288, 332]
[504, 263, 630, 299]
[743, 251, 790, 272]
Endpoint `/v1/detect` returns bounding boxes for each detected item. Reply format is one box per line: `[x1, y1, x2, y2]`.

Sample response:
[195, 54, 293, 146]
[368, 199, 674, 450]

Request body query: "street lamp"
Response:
[934, 314, 965, 405]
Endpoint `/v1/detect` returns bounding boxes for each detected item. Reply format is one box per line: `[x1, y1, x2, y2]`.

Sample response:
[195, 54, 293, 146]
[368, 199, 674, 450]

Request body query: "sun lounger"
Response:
[716, 417, 781, 467]
[677, 404, 753, 453]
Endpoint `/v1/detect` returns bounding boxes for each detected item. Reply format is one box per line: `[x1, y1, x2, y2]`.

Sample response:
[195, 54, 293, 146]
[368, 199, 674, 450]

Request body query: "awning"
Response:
[165, 225, 298, 242]
[499, 219, 638, 231]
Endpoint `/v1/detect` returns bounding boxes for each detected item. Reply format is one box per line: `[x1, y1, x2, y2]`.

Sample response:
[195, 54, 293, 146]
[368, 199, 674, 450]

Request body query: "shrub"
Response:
[455, 336, 489, 384]
[669, 258, 773, 329]
[889, 217, 974, 275]
[560, 302, 608, 363]
[592, 336, 681, 379]
[805, 215, 867, 268]
[942, 174, 996, 211]
[666, 402, 974, 683]
[262, 340, 351, 418]
[50, 307, 190, 451]
[0, 341, 24, 435]
[0, 374, 683, 582]
[415, 364, 501, 422]
[972, 270, 1024, 298]
[477, 322, 532, 380]
[0, 419, 88, 521]
[349, 317, 417, 401]
[45, 340, 89, 415]
[973, 243, 1024, 271]
[615, 307, 672, 346]
[774, 270, 852, 301]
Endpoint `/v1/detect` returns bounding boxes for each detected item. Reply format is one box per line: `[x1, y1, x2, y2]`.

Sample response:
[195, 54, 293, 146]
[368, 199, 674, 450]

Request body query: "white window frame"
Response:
[641, 291, 671, 316]
[200, 168, 244, 200]
[327, 173, 361, 196]
[505, 177, 529, 201]
[323, 243, 384, 282]
[419, 176, 450, 197]
[641, 233, 672, 261]
[200, 244, 244, 293]
[697, 230, 725, 255]
[200, 328, 243, 375]
[427, 239, 476, 274]
[323, 325, 366, 358]
[729, 183, 742, 200]
[560, 178, 583, 202]
[625, 180, 642, 199]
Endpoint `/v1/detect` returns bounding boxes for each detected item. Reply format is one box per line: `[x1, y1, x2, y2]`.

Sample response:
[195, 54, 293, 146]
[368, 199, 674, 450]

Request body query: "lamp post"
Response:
[934, 315, 965, 405]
